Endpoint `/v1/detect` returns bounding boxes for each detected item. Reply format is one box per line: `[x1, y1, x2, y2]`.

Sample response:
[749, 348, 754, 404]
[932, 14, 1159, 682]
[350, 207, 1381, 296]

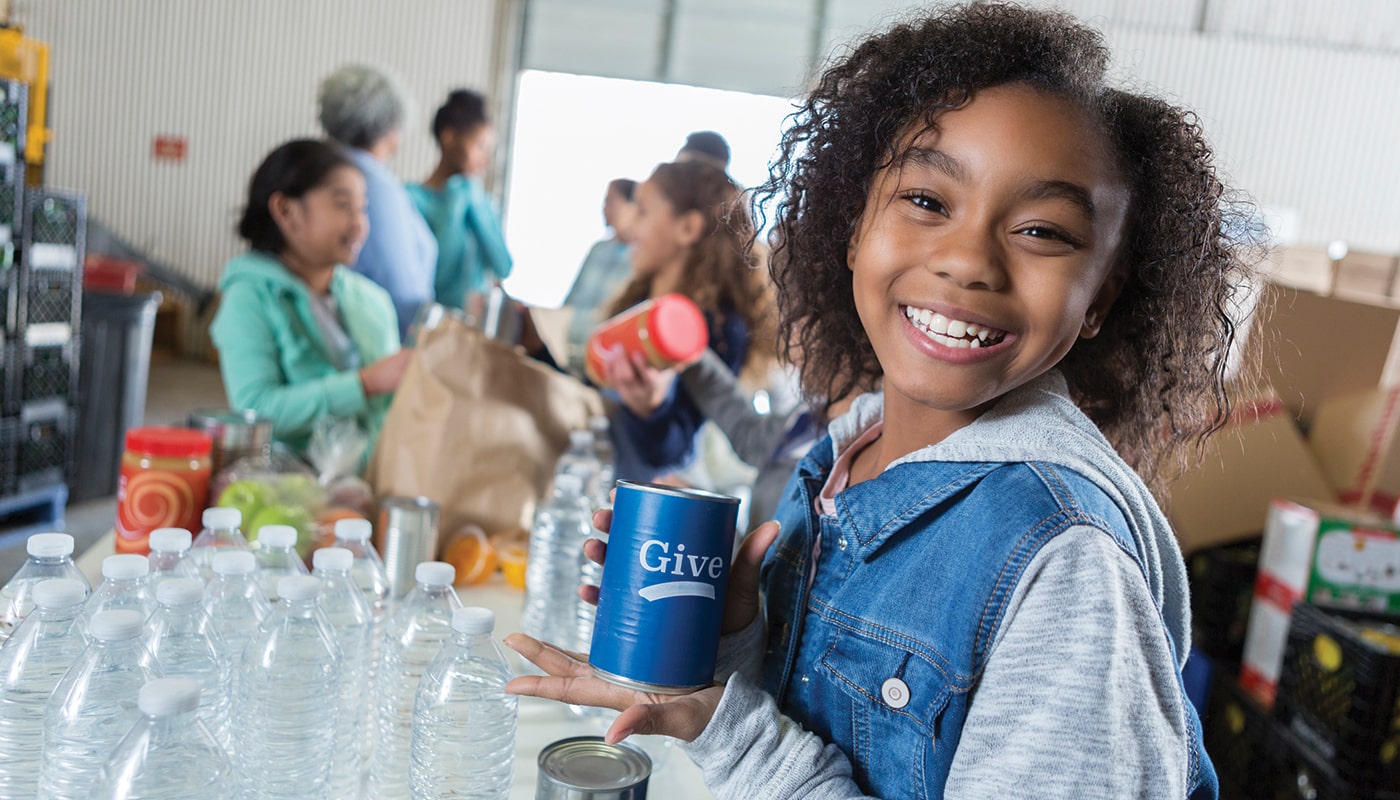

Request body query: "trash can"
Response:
[72, 290, 161, 502]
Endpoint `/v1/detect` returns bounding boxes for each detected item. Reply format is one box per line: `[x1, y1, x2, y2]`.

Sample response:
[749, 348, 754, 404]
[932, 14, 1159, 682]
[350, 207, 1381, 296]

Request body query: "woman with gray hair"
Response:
[318, 63, 437, 340]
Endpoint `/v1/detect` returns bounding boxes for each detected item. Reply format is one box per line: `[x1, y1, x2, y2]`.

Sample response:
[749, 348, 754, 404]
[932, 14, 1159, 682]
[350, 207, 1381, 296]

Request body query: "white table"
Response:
[77, 533, 715, 799]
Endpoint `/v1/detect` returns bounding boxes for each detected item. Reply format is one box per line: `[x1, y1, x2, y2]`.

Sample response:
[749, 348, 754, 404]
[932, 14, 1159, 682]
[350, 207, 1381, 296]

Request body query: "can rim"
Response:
[537, 735, 652, 790]
[615, 480, 740, 505]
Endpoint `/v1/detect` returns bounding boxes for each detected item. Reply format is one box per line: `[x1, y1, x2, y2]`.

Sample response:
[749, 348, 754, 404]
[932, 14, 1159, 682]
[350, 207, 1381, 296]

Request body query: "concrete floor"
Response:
[0, 354, 227, 581]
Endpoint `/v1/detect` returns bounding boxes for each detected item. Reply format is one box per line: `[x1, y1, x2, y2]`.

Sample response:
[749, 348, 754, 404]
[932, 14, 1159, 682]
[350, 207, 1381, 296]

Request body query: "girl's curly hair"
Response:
[610, 160, 776, 373]
[754, 3, 1265, 492]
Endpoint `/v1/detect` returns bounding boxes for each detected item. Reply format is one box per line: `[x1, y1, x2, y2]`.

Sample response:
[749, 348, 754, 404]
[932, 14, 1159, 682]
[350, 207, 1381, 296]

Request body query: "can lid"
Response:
[156, 578, 204, 606]
[203, 507, 241, 530]
[313, 547, 353, 573]
[648, 294, 709, 364]
[31, 578, 86, 609]
[278, 575, 321, 601]
[257, 525, 297, 549]
[538, 736, 652, 791]
[89, 609, 145, 641]
[27, 532, 74, 557]
[124, 426, 213, 458]
[148, 528, 192, 553]
[103, 554, 150, 580]
[415, 561, 455, 586]
[334, 517, 372, 541]
[453, 606, 494, 634]
[139, 677, 201, 716]
[211, 550, 256, 576]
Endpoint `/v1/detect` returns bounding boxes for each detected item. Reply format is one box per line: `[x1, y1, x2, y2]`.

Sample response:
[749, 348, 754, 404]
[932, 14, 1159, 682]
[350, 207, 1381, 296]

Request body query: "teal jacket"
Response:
[406, 175, 513, 309]
[210, 251, 400, 456]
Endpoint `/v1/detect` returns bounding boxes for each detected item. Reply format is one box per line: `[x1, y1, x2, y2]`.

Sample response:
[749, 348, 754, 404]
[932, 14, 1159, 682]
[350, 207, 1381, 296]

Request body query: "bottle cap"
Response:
[589, 415, 609, 433]
[554, 474, 583, 496]
[31, 578, 87, 609]
[334, 517, 372, 542]
[211, 550, 256, 576]
[27, 532, 74, 558]
[415, 561, 455, 587]
[313, 547, 353, 573]
[258, 525, 298, 549]
[88, 609, 145, 641]
[139, 677, 201, 716]
[570, 429, 595, 449]
[148, 528, 192, 553]
[103, 554, 150, 581]
[156, 578, 204, 606]
[278, 575, 321, 601]
[452, 606, 495, 634]
[649, 293, 709, 363]
[203, 507, 241, 530]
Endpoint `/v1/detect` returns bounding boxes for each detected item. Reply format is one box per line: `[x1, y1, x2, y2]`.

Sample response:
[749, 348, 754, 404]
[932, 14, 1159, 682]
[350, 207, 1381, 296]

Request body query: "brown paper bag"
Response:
[366, 316, 604, 541]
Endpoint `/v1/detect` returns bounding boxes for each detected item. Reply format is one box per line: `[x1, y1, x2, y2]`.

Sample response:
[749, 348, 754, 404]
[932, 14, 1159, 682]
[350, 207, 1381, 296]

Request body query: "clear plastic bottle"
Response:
[233, 575, 342, 800]
[88, 677, 235, 799]
[521, 473, 594, 652]
[0, 578, 88, 799]
[145, 577, 232, 750]
[589, 414, 617, 508]
[312, 547, 373, 800]
[189, 507, 251, 583]
[0, 533, 90, 643]
[202, 551, 272, 664]
[369, 561, 462, 800]
[253, 524, 309, 601]
[409, 607, 517, 799]
[556, 429, 602, 500]
[147, 527, 200, 590]
[38, 609, 164, 800]
[76, 554, 157, 635]
[333, 516, 392, 780]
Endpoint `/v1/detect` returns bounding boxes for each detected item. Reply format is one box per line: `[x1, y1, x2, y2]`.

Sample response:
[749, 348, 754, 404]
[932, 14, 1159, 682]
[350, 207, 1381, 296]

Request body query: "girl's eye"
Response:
[1017, 225, 1080, 247]
[906, 193, 946, 214]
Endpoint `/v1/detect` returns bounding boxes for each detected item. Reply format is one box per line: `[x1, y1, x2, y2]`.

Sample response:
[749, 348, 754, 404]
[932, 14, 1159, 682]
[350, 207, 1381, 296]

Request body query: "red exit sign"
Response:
[152, 135, 187, 163]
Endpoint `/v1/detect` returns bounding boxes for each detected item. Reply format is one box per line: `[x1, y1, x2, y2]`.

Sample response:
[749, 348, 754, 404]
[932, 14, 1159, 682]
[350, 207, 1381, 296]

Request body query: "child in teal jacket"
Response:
[211, 140, 411, 457]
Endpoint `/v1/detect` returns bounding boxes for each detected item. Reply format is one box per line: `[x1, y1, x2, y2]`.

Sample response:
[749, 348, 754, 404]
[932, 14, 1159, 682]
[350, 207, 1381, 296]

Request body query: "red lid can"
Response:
[585, 294, 710, 386]
[124, 427, 214, 458]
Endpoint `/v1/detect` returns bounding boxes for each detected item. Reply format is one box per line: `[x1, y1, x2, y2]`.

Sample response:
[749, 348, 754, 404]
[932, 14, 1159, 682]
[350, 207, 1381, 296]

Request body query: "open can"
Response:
[536, 736, 650, 799]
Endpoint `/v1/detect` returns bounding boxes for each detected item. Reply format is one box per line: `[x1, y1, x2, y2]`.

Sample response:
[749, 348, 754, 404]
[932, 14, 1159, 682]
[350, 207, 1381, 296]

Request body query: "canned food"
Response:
[537, 736, 651, 800]
[374, 496, 441, 598]
[589, 481, 739, 693]
[584, 294, 708, 387]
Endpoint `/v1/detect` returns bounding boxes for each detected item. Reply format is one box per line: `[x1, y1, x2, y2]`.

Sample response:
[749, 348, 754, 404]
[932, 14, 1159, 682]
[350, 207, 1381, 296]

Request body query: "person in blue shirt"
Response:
[318, 64, 437, 340]
[562, 177, 637, 370]
[406, 89, 513, 310]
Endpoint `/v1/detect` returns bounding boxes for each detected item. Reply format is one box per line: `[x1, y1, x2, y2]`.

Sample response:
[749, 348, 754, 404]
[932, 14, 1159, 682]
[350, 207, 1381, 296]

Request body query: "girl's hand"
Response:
[602, 346, 675, 417]
[359, 348, 414, 396]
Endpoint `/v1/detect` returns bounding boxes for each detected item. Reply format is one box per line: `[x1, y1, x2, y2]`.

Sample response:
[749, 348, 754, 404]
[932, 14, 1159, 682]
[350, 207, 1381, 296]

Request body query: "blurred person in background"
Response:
[562, 177, 638, 370]
[676, 130, 731, 171]
[407, 88, 513, 310]
[318, 63, 437, 340]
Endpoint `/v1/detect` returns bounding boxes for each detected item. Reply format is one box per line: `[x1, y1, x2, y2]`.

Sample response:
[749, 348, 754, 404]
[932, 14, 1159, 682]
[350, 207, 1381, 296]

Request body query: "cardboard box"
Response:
[1334, 250, 1398, 301]
[1261, 246, 1331, 294]
[1239, 498, 1400, 705]
[1308, 386, 1400, 514]
[1167, 398, 1336, 555]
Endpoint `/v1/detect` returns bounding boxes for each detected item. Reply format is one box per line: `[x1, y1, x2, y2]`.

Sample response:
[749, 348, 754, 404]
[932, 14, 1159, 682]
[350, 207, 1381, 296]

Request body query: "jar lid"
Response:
[648, 294, 709, 364]
[125, 427, 213, 458]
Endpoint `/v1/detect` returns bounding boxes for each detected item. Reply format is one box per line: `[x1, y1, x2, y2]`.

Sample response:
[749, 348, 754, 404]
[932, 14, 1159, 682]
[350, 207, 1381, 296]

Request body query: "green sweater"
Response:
[210, 251, 400, 455]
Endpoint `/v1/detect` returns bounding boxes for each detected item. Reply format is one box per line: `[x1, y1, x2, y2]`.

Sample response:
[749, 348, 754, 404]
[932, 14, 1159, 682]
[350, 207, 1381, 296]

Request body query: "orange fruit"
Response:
[498, 543, 528, 590]
[442, 525, 498, 587]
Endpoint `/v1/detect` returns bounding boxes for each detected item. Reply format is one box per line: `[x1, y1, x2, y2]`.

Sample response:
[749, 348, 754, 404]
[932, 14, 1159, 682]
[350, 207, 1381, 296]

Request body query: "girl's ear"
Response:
[267, 191, 298, 235]
[1080, 264, 1127, 339]
[676, 209, 705, 248]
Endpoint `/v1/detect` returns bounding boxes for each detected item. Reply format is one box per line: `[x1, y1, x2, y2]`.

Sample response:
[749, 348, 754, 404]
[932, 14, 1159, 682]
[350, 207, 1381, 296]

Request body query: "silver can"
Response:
[374, 496, 441, 598]
[536, 737, 650, 800]
[187, 408, 272, 478]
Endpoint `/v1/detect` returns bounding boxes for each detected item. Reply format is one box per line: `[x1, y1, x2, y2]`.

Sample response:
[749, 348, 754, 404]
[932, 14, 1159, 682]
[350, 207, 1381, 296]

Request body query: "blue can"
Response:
[589, 481, 739, 693]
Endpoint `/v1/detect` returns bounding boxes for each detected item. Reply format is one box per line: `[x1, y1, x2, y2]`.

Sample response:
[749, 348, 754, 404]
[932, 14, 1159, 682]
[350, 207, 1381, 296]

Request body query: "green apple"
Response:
[217, 480, 272, 531]
[248, 504, 316, 556]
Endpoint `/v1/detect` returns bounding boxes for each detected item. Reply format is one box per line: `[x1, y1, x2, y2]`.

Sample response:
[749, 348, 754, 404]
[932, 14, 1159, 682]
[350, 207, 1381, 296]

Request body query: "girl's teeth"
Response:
[946, 319, 967, 338]
[904, 305, 1005, 348]
[929, 312, 949, 335]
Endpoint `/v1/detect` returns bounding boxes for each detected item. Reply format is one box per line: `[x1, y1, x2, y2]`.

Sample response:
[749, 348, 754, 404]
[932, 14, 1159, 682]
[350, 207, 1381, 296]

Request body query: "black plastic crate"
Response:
[0, 79, 26, 184]
[1190, 539, 1261, 667]
[21, 266, 78, 329]
[1269, 713, 1400, 800]
[1276, 603, 1400, 792]
[18, 338, 76, 406]
[0, 414, 15, 496]
[12, 401, 72, 493]
[1205, 671, 1285, 799]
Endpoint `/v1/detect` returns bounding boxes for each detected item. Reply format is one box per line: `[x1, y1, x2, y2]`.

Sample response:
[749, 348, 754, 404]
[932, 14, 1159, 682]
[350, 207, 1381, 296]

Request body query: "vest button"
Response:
[881, 677, 910, 709]
[837, 536, 847, 551]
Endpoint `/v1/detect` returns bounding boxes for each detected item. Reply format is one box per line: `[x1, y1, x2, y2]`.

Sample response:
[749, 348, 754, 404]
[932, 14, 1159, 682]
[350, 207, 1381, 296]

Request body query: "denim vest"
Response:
[760, 439, 1217, 799]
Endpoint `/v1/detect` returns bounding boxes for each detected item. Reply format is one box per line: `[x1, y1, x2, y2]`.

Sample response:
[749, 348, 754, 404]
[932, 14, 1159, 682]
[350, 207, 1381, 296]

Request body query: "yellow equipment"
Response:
[0, 26, 48, 182]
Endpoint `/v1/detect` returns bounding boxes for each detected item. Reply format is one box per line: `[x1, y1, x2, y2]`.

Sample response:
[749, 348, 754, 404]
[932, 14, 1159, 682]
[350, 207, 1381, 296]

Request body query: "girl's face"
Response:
[442, 124, 495, 177]
[603, 186, 636, 240]
[628, 178, 695, 278]
[847, 83, 1129, 429]
[276, 165, 368, 268]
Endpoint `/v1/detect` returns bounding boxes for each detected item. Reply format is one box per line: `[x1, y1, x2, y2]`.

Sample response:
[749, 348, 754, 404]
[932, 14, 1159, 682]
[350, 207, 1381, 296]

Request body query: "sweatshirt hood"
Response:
[219, 250, 305, 293]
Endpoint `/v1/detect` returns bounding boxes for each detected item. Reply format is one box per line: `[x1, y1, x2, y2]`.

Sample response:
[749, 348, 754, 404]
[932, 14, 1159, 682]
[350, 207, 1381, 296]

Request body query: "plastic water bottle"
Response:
[254, 524, 309, 601]
[77, 554, 157, 635]
[370, 562, 462, 800]
[521, 473, 594, 651]
[233, 575, 342, 799]
[0, 533, 89, 643]
[0, 579, 88, 798]
[88, 677, 235, 799]
[147, 527, 200, 590]
[190, 507, 251, 582]
[590, 415, 616, 505]
[409, 607, 517, 799]
[331, 516, 390, 782]
[556, 429, 602, 500]
[38, 609, 164, 800]
[312, 547, 373, 800]
[145, 577, 232, 749]
[202, 551, 272, 664]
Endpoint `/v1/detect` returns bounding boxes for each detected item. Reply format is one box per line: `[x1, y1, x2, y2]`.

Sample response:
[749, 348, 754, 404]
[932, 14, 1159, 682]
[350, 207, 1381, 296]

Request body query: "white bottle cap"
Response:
[334, 517, 372, 542]
[570, 429, 595, 448]
[156, 578, 204, 606]
[139, 677, 201, 717]
[27, 532, 74, 558]
[313, 547, 353, 573]
[278, 575, 321, 601]
[415, 561, 455, 587]
[88, 609, 145, 641]
[554, 474, 583, 495]
[211, 550, 257, 576]
[589, 415, 609, 432]
[452, 606, 495, 635]
[148, 528, 192, 553]
[103, 554, 150, 581]
[31, 578, 87, 609]
[203, 507, 241, 530]
[258, 525, 298, 549]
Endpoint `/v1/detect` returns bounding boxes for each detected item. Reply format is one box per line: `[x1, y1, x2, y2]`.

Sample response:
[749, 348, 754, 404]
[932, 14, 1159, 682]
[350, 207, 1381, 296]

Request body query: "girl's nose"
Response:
[927, 224, 1006, 291]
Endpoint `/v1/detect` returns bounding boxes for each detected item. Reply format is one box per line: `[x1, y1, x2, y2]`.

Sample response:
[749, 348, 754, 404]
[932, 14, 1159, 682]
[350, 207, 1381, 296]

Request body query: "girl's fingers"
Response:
[605, 688, 723, 744]
[578, 583, 600, 606]
[502, 633, 590, 676]
[582, 536, 607, 565]
[722, 520, 781, 634]
[590, 509, 613, 536]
